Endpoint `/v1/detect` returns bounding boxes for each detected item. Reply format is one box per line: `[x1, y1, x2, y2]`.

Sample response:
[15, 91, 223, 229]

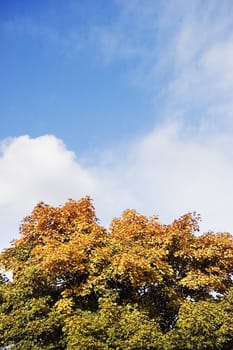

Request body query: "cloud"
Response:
[1, 16, 82, 58]
[90, 26, 144, 64]
[0, 135, 97, 249]
[1, 127, 233, 252]
[117, 122, 233, 232]
[166, 16, 233, 124]
[92, 0, 233, 130]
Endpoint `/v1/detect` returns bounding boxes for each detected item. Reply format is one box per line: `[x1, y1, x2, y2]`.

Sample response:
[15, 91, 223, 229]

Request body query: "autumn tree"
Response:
[0, 197, 233, 349]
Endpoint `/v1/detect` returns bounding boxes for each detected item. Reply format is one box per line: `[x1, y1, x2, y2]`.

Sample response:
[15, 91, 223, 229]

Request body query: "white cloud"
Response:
[92, 121, 233, 233]
[122, 123, 233, 232]
[1, 127, 233, 252]
[0, 135, 97, 249]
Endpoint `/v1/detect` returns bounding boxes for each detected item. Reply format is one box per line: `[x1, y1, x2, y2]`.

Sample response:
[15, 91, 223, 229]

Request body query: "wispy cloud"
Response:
[92, 0, 233, 130]
[1, 16, 82, 58]
[90, 26, 144, 64]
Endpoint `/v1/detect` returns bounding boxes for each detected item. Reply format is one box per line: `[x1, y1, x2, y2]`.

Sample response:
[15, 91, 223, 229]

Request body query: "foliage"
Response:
[0, 197, 233, 349]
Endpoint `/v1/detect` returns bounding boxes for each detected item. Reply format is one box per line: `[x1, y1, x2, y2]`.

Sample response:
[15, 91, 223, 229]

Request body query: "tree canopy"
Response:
[0, 197, 233, 349]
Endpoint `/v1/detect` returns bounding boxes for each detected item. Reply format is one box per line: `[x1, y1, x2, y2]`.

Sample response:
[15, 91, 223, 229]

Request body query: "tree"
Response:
[0, 197, 233, 349]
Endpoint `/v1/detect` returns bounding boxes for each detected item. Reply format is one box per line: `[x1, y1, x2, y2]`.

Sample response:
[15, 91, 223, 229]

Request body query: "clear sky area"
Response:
[1, 0, 233, 249]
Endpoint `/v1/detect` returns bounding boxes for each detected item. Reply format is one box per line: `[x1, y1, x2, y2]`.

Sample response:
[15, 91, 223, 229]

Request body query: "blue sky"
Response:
[1, 0, 233, 249]
[0, 0, 155, 152]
